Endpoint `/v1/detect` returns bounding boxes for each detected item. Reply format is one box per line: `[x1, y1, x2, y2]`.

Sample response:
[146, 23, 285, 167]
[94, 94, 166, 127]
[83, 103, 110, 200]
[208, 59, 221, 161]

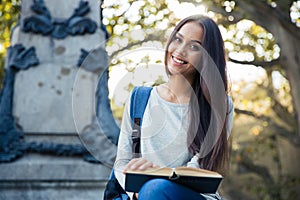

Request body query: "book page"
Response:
[126, 166, 222, 178]
[175, 167, 222, 178]
[126, 167, 173, 176]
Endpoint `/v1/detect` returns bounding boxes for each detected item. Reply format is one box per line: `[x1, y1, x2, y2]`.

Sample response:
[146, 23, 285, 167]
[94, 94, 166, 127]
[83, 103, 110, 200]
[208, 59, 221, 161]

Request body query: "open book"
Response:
[125, 166, 223, 193]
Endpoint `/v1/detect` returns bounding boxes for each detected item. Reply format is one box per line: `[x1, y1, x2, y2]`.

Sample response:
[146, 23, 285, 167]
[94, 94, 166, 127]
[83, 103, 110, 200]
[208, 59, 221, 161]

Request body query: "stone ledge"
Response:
[0, 154, 111, 181]
[24, 133, 83, 145]
[0, 187, 106, 200]
[0, 180, 107, 188]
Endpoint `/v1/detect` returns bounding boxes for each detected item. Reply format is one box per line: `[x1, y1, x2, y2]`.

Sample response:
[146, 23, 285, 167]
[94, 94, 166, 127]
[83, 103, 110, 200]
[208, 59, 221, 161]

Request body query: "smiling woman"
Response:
[108, 15, 234, 200]
[165, 21, 203, 83]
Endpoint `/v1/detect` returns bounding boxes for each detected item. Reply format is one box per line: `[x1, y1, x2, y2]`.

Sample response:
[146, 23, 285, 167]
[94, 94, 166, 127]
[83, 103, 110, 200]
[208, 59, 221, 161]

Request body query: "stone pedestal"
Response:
[0, 0, 113, 199]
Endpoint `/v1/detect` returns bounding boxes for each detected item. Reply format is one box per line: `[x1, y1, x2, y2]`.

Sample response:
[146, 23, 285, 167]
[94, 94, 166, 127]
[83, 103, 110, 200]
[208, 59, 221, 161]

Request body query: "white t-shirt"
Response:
[114, 86, 234, 195]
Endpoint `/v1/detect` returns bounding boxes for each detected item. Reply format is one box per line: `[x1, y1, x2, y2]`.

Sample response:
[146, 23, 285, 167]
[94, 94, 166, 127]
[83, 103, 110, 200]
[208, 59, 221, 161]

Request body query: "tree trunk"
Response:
[237, 0, 300, 137]
[279, 30, 300, 137]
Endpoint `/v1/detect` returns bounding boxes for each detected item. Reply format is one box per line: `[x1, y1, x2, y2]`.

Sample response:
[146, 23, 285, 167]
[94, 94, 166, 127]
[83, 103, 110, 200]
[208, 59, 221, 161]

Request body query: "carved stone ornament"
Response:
[0, 44, 39, 162]
[0, 44, 99, 163]
[7, 44, 39, 70]
[22, 0, 97, 39]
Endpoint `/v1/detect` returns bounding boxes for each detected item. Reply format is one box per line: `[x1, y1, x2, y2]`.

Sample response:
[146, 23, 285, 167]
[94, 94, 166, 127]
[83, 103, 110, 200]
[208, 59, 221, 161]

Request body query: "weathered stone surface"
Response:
[0, 154, 110, 200]
[14, 62, 97, 133]
[0, 187, 106, 200]
[12, 0, 105, 134]
[0, 154, 110, 180]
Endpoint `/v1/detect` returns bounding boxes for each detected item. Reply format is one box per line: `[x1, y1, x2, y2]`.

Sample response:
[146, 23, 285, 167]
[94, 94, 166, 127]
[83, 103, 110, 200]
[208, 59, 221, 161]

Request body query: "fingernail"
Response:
[130, 165, 136, 169]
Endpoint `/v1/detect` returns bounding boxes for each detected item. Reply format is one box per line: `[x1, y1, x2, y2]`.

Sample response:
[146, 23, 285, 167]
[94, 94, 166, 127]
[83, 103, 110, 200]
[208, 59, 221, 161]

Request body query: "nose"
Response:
[175, 43, 187, 56]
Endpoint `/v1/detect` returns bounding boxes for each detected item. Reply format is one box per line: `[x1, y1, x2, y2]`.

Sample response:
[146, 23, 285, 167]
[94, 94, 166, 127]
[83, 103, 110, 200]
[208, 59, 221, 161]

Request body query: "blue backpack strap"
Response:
[103, 86, 152, 200]
[129, 86, 153, 158]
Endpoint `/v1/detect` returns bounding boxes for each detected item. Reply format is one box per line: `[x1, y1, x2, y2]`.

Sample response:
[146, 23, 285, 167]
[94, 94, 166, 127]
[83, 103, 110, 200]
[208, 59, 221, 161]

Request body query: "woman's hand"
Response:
[123, 158, 158, 174]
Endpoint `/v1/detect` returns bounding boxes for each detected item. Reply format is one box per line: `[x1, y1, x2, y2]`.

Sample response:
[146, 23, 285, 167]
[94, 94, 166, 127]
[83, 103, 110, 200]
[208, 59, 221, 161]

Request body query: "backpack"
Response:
[103, 86, 153, 200]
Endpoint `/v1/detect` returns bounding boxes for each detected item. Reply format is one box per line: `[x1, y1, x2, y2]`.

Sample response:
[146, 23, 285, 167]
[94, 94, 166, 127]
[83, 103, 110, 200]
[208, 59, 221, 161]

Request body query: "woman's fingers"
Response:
[129, 158, 150, 170]
[136, 160, 154, 170]
[126, 158, 148, 171]
[123, 158, 156, 173]
[123, 158, 139, 173]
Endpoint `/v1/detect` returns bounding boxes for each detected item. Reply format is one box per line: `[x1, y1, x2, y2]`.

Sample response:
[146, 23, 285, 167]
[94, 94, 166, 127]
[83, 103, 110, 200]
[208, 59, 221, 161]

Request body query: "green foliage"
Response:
[0, 0, 21, 88]
[103, 0, 176, 57]
[230, 70, 297, 199]
[223, 20, 279, 63]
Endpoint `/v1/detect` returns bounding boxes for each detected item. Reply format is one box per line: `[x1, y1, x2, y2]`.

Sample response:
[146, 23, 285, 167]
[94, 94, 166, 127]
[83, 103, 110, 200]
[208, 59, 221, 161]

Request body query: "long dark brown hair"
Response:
[164, 15, 230, 174]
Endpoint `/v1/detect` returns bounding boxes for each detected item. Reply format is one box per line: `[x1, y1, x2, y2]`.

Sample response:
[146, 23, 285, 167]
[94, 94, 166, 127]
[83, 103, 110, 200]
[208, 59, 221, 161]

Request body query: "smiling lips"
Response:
[171, 55, 188, 65]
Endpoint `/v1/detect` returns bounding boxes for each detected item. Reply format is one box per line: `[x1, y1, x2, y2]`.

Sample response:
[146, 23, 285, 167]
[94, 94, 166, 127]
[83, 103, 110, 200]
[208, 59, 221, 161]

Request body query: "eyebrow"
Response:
[176, 32, 202, 45]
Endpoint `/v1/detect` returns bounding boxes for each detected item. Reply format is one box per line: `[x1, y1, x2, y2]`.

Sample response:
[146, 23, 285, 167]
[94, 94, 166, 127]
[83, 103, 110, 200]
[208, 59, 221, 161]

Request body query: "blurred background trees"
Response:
[1, 0, 299, 199]
[0, 0, 21, 88]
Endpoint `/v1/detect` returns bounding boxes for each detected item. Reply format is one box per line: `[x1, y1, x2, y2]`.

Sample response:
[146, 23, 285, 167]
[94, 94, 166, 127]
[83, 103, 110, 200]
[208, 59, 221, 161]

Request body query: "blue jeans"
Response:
[137, 178, 207, 200]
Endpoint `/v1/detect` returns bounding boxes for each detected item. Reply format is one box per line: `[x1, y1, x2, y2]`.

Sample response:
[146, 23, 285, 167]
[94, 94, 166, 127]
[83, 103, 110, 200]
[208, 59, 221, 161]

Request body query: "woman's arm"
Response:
[114, 92, 158, 190]
[114, 97, 134, 189]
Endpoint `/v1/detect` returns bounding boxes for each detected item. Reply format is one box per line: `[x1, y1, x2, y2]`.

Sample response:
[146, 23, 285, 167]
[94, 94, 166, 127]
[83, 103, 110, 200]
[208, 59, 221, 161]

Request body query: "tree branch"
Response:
[238, 152, 281, 199]
[239, 151, 274, 185]
[228, 57, 279, 68]
[235, 108, 300, 146]
[275, 0, 295, 14]
[110, 33, 163, 58]
[264, 70, 296, 128]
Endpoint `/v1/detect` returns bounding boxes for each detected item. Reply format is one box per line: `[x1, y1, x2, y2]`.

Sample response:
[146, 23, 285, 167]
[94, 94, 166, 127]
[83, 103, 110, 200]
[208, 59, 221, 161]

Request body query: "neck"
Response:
[167, 75, 193, 95]
[159, 75, 193, 104]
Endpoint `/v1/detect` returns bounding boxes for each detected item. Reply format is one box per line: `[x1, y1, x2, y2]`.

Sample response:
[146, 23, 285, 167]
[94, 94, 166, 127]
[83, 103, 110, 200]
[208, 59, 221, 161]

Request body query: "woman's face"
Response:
[166, 21, 204, 80]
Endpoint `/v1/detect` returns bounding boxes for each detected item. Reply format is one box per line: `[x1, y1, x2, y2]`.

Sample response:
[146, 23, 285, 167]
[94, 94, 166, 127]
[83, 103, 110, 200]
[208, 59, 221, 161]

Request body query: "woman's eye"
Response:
[190, 44, 200, 51]
[174, 37, 181, 43]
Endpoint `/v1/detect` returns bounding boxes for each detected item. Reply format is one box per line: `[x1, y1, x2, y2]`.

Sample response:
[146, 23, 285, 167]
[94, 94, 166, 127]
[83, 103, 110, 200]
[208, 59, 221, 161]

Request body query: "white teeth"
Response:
[173, 56, 185, 64]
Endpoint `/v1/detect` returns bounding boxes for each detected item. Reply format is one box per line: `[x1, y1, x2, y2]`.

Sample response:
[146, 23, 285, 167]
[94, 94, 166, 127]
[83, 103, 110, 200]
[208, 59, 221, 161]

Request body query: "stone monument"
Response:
[0, 0, 119, 199]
